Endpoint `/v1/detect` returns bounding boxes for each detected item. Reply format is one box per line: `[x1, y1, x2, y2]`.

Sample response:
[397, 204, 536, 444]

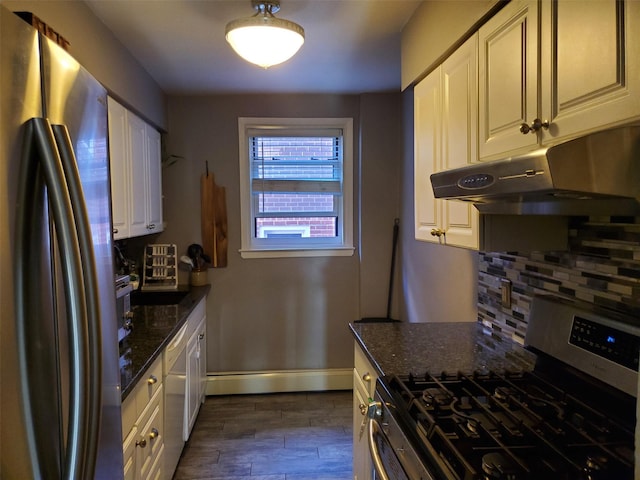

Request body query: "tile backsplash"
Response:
[477, 216, 640, 344]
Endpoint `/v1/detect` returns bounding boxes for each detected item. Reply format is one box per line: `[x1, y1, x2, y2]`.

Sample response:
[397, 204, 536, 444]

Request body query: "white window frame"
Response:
[238, 117, 354, 258]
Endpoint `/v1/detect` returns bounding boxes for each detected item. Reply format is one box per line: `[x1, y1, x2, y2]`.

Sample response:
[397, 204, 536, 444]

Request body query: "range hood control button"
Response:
[458, 174, 494, 189]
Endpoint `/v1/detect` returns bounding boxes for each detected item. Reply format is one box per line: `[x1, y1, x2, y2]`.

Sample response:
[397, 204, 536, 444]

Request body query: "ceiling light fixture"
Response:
[225, 0, 305, 69]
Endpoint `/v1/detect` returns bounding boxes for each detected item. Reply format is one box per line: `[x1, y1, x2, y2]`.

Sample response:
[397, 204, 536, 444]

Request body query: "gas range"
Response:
[367, 296, 638, 480]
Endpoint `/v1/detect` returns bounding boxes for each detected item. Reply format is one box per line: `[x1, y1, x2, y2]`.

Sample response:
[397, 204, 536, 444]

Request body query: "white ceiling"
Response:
[84, 0, 422, 95]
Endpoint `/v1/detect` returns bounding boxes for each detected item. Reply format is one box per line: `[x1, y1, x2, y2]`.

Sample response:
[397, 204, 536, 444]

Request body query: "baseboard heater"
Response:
[204, 368, 353, 395]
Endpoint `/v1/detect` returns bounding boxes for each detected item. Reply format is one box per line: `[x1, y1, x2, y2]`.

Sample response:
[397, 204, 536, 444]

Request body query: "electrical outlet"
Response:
[500, 278, 512, 309]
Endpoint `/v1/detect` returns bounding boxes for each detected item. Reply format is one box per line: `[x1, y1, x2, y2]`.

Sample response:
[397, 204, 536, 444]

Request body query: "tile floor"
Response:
[173, 390, 353, 480]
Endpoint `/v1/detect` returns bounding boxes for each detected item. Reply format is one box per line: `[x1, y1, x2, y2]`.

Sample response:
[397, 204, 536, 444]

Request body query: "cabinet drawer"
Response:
[121, 393, 137, 441]
[354, 346, 377, 397]
[145, 442, 164, 480]
[137, 385, 164, 480]
[134, 355, 163, 418]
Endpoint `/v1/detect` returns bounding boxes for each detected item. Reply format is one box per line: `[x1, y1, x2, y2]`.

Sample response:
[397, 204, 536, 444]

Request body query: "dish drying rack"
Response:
[141, 244, 178, 291]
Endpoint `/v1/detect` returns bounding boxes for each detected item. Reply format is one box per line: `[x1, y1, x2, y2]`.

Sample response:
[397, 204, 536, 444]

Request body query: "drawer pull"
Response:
[147, 374, 158, 385]
[149, 427, 159, 440]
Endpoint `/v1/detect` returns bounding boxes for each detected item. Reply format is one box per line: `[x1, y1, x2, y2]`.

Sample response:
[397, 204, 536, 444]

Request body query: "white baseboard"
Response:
[204, 368, 353, 395]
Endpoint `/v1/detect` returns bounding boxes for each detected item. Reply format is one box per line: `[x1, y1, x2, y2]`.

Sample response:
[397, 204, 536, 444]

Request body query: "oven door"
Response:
[367, 386, 437, 480]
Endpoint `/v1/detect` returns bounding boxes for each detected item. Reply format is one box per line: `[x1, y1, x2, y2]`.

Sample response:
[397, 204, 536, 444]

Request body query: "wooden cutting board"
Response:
[201, 173, 228, 267]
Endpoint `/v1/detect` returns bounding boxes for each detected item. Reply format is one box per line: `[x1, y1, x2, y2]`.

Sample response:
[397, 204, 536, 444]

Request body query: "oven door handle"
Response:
[368, 417, 391, 480]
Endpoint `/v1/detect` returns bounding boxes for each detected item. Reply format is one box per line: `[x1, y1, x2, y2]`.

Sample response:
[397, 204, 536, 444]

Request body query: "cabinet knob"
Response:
[147, 224, 156, 230]
[135, 438, 147, 448]
[359, 403, 368, 416]
[519, 118, 549, 134]
[113, 228, 119, 234]
[148, 427, 159, 440]
[362, 372, 371, 382]
[123, 317, 133, 331]
[147, 374, 158, 385]
[198, 333, 205, 340]
[430, 228, 445, 237]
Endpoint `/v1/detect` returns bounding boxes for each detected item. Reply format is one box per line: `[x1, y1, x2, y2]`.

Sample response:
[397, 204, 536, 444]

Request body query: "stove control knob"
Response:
[366, 400, 382, 420]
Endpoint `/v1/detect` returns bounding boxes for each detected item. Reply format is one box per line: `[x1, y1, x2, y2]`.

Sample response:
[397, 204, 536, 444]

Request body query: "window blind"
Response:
[249, 134, 343, 196]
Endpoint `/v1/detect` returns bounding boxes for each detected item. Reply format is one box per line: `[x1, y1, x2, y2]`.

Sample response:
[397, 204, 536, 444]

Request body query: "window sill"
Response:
[239, 246, 355, 259]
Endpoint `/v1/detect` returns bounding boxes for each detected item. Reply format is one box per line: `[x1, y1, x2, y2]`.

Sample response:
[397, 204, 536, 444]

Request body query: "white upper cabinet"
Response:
[478, 0, 539, 159]
[145, 125, 163, 234]
[415, 35, 479, 249]
[479, 0, 640, 161]
[540, 0, 640, 143]
[108, 98, 131, 239]
[414, 64, 442, 243]
[108, 97, 163, 240]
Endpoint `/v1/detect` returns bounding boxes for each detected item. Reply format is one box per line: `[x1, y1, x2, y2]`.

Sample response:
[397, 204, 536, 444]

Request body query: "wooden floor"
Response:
[173, 390, 353, 480]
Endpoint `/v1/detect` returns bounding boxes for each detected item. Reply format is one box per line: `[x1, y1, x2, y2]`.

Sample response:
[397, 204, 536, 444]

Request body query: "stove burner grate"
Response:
[386, 371, 634, 479]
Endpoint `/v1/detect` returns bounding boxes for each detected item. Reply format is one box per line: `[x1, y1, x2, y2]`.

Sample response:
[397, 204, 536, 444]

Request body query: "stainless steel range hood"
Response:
[430, 126, 640, 215]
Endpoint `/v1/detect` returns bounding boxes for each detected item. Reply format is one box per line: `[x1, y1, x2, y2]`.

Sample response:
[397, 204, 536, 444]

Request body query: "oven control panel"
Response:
[526, 295, 640, 397]
[570, 316, 640, 371]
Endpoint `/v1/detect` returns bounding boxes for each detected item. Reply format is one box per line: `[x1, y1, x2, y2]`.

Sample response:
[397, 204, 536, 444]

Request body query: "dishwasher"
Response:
[163, 321, 188, 476]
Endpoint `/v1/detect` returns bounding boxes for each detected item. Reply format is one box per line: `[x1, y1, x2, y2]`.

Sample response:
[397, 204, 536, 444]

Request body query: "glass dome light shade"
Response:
[225, 15, 304, 68]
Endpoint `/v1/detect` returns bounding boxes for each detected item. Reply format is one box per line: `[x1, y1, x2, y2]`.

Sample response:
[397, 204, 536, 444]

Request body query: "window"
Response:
[239, 117, 354, 258]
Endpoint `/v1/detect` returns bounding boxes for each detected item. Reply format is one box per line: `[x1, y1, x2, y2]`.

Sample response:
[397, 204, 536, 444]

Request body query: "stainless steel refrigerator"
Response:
[0, 6, 123, 479]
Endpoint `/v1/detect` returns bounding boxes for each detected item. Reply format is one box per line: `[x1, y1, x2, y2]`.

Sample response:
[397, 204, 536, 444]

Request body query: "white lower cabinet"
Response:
[185, 299, 207, 440]
[352, 344, 378, 480]
[124, 297, 208, 480]
[121, 356, 164, 480]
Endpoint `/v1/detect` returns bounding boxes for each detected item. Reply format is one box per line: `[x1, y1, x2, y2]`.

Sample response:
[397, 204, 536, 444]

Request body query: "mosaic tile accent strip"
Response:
[477, 217, 640, 344]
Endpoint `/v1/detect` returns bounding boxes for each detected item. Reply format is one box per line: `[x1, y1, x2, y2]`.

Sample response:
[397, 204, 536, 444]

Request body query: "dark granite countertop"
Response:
[119, 285, 210, 400]
[349, 321, 536, 378]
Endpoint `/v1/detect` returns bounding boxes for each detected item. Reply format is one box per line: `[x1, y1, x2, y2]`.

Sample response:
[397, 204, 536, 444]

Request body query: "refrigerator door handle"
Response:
[52, 124, 103, 479]
[16, 118, 92, 480]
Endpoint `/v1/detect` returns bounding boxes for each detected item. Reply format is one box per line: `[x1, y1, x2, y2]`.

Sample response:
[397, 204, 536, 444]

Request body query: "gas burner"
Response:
[494, 386, 516, 401]
[482, 452, 518, 479]
[585, 455, 609, 473]
[466, 418, 480, 434]
[421, 387, 451, 408]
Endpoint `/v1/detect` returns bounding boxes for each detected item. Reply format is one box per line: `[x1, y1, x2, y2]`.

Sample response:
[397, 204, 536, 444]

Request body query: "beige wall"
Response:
[401, 0, 501, 90]
[359, 94, 402, 320]
[160, 93, 401, 372]
[1, 0, 166, 128]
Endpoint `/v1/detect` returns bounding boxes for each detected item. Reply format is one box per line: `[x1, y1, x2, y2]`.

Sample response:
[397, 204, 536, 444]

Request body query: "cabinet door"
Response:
[441, 35, 479, 250]
[197, 320, 207, 404]
[145, 125, 163, 234]
[541, 0, 640, 142]
[127, 112, 148, 237]
[352, 371, 372, 480]
[185, 333, 200, 440]
[107, 98, 130, 240]
[414, 69, 442, 243]
[479, 0, 539, 160]
[136, 386, 164, 480]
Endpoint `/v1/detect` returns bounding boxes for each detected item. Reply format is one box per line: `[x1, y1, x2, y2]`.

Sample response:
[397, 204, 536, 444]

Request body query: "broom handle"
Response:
[386, 218, 400, 319]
